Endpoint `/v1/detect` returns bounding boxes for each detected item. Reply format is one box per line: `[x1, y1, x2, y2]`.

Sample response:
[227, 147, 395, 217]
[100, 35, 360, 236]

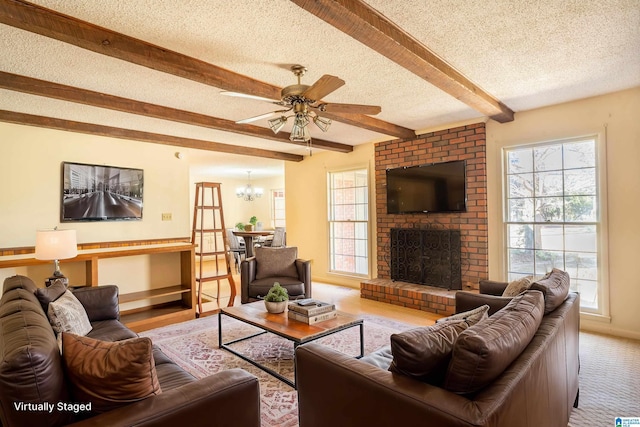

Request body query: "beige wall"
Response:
[0, 122, 191, 246]
[0, 122, 190, 286]
[285, 144, 376, 289]
[486, 87, 640, 339]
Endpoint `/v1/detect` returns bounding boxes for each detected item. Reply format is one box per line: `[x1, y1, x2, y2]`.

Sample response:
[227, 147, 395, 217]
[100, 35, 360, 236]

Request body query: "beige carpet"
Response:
[568, 332, 640, 427]
[142, 316, 640, 427]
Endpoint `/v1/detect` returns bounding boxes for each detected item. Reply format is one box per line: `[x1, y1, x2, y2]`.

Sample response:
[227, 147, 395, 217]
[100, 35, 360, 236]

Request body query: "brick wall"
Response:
[375, 122, 488, 289]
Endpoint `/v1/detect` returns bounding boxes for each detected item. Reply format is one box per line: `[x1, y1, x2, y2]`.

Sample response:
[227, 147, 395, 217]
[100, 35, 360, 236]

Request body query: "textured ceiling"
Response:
[1, 0, 639, 178]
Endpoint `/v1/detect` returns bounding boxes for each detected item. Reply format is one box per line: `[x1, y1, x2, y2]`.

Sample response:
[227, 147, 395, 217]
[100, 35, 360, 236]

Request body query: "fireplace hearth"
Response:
[390, 228, 462, 290]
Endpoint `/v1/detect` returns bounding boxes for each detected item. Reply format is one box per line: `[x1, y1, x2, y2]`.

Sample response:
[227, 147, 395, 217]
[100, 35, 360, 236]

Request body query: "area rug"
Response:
[142, 316, 640, 427]
[141, 313, 414, 427]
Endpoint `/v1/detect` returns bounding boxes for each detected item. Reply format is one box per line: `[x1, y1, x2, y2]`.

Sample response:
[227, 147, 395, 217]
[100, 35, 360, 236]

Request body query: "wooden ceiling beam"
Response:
[0, 110, 304, 162]
[0, 0, 414, 139]
[320, 111, 415, 139]
[291, 0, 515, 123]
[0, 71, 353, 153]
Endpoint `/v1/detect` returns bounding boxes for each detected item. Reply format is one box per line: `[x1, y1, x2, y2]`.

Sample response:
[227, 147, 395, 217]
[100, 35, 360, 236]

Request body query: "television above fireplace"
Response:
[386, 160, 466, 214]
[61, 162, 144, 222]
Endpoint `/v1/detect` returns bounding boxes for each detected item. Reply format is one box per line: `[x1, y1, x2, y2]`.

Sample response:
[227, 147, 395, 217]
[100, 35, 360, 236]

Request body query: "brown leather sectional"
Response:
[296, 280, 580, 427]
[0, 275, 261, 427]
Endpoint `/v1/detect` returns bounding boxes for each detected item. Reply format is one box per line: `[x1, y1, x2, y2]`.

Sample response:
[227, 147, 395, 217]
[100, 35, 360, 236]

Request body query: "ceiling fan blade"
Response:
[220, 91, 280, 103]
[317, 103, 382, 115]
[236, 111, 277, 124]
[302, 75, 345, 101]
[236, 108, 292, 124]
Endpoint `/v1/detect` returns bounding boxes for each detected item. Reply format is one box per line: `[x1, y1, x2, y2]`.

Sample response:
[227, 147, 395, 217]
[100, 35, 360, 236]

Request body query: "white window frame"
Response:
[270, 189, 285, 228]
[502, 134, 610, 318]
[327, 167, 370, 278]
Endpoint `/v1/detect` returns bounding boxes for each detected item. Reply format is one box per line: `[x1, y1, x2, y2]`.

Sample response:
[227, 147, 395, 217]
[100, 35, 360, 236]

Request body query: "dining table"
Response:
[232, 230, 274, 258]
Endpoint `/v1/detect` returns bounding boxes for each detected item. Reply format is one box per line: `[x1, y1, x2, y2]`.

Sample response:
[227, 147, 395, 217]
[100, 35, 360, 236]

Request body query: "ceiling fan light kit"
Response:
[222, 65, 381, 147]
[268, 116, 287, 133]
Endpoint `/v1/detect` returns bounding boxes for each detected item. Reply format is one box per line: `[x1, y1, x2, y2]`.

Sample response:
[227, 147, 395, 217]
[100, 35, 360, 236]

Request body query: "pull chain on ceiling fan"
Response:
[221, 65, 382, 154]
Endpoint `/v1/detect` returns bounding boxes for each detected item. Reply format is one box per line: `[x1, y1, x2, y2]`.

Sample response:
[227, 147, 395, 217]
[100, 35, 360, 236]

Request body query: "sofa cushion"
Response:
[255, 247, 298, 280]
[47, 290, 93, 336]
[2, 274, 38, 294]
[248, 276, 305, 299]
[502, 276, 534, 297]
[86, 319, 138, 342]
[35, 278, 67, 312]
[436, 304, 489, 324]
[530, 268, 571, 314]
[360, 345, 394, 370]
[62, 333, 162, 414]
[0, 286, 74, 427]
[444, 290, 545, 394]
[389, 319, 470, 384]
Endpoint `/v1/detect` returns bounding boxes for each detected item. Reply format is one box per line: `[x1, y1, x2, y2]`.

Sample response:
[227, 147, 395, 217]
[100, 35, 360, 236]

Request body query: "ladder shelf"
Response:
[191, 182, 236, 315]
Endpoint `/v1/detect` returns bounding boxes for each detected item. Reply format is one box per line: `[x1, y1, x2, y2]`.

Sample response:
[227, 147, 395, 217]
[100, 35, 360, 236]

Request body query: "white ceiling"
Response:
[1, 0, 639, 178]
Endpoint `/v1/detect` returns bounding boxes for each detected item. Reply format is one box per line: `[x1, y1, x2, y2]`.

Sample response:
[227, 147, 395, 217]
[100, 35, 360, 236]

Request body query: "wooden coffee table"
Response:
[218, 301, 363, 388]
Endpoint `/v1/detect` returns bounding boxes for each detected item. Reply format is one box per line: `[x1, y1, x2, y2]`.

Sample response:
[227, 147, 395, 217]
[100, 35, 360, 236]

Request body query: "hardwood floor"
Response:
[198, 260, 440, 326]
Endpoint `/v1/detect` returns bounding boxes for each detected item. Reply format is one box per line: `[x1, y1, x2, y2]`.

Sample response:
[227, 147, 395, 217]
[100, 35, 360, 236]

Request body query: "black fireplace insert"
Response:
[390, 228, 462, 290]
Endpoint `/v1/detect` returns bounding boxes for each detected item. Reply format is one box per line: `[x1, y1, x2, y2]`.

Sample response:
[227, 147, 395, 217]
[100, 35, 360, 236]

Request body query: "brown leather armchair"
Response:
[240, 246, 311, 303]
[455, 279, 515, 315]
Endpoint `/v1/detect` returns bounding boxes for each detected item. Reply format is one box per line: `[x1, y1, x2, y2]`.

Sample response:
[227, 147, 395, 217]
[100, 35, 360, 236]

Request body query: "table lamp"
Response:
[35, 227, 78, 286]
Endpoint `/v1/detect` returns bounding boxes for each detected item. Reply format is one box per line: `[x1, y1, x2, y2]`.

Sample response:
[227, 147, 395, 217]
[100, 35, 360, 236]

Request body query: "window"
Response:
[271, 189, 285, 228]
[504, 137, 606, 313]
[328, 169, 369, 276]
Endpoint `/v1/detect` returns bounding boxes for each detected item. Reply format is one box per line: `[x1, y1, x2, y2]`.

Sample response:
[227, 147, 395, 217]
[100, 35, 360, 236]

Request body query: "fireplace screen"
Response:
[390, 228, 462, 289]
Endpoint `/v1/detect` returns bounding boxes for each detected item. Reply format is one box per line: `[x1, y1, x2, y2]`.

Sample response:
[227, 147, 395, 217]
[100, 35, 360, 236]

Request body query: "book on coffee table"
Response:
[288, 299, 335, 316]
[287, 309, 338, 325]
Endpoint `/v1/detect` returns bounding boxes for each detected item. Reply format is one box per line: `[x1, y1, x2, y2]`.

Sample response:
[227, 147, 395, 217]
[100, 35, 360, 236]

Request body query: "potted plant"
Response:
[245, 216, 258, 232]
[264, 282, 288, 314]
[235, 222, 245, 231]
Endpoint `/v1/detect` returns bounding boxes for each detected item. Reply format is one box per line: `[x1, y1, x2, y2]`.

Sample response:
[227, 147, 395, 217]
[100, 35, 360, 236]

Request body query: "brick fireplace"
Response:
[361, 123, 488, 315]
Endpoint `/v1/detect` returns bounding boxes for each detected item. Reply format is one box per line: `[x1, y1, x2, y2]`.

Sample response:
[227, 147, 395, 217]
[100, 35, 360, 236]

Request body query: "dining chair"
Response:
[226, 229, 246, 272]
[264, 227, 286, 248]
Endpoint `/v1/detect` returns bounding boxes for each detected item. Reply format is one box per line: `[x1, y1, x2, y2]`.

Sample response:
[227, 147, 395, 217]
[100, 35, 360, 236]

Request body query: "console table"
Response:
[0, 242, 196, 332]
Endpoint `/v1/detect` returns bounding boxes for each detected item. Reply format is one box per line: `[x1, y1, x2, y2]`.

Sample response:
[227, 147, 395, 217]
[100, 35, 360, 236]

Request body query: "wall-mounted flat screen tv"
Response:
[61, 162, 144, 221]
[386, 160, 466, 214]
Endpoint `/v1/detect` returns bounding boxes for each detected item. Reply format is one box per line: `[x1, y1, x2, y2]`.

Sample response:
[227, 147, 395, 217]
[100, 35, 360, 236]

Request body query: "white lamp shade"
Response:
[35, 229, 78, 260]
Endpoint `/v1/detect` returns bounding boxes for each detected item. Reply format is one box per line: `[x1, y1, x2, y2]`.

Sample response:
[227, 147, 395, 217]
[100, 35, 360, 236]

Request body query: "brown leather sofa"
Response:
[0, 275, 261, 427]
[296, 282, 580, 427]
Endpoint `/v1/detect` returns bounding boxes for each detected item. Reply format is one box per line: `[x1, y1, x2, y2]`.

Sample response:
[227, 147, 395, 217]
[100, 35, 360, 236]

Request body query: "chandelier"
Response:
[236, 171, 263, 201]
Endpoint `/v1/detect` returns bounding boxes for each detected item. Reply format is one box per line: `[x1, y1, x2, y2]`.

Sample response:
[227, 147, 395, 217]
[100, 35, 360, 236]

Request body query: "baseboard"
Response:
[580, 320, 640, 340]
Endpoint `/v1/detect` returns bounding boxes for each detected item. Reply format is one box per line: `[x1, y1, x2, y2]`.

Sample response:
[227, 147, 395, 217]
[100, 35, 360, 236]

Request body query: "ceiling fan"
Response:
[221, 65, 382, 143]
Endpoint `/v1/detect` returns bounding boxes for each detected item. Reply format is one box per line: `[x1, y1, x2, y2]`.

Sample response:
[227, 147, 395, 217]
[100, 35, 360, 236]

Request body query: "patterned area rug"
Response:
[141, 313, 413, 427]
[142, 316, 640, 427]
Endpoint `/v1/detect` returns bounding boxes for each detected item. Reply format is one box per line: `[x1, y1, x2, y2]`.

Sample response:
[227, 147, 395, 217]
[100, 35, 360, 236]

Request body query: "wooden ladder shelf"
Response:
[191, 182, 236, 314]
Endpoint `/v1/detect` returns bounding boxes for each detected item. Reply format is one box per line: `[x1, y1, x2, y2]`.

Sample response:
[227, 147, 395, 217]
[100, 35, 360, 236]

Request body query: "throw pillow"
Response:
[255, 247, 298, 280]
[389, 319, 470, 384]
[62, 333, 161, 414]
[47, 290, 92, 336]
[436, 304, 489, 325]
[444, 290, 545, 394]
[529, 268, 571, 314]
[35, 278, 68, 312]
[502, 276, 534, 297]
